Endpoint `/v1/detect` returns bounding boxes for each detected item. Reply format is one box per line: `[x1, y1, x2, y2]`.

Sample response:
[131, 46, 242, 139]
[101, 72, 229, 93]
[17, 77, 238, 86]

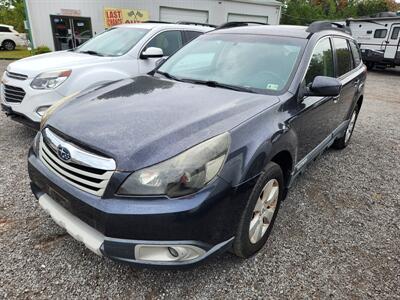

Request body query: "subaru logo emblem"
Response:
[57, 145, 71, 162]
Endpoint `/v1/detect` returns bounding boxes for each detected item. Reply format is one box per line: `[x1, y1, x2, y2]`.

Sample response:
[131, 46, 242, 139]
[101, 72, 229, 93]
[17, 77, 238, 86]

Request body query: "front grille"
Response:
[39, 133, 115, 197]
[3, 84, 25, 103]
[6, 71, 28, 80]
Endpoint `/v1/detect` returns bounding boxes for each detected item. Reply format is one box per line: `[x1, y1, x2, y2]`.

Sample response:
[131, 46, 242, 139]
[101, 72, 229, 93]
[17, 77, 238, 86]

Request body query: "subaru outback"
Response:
[28, 21, 366, 267]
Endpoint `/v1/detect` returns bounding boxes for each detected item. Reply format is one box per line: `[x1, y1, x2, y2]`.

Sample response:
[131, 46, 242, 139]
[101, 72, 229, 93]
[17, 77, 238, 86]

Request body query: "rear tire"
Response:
[233, 162, 284, 258]
[2, 40, 15, 51]
[332, 105, 359, 150]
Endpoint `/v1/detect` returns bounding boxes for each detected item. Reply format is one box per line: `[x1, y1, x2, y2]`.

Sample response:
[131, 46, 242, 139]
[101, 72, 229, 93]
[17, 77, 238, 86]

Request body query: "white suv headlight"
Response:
[118, 133, 230, 198]
[31, 70, 72, 90]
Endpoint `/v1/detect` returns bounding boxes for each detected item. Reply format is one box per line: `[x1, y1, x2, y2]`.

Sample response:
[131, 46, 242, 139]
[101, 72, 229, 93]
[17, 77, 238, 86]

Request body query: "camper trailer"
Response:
[348, 14, 400, 69]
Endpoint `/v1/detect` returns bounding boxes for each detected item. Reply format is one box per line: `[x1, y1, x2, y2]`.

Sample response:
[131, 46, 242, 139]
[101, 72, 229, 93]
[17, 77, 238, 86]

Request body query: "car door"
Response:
[384, 24, 400, 60]
[290, 37, 339, 161]
[138, 30, 184, 74]
[332, 38, 359, 124]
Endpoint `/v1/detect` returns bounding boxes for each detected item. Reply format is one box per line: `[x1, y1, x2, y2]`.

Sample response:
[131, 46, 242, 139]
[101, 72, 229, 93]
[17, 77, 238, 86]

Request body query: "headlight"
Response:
[40, 91, 80, 129]
[118, 133, 230, 198]
[31, 69, 71, 89]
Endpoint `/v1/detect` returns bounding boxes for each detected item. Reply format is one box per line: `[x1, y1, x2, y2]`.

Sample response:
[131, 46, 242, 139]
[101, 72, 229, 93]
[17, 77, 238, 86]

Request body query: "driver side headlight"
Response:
[31, 69, 72, 90]
[118, 133, 230, 198]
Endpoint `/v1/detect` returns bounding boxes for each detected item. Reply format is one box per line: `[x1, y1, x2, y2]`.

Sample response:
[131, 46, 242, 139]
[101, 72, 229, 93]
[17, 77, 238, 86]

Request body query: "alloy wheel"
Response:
[345, 110, 357, 144]
[249, 179, 279, 244]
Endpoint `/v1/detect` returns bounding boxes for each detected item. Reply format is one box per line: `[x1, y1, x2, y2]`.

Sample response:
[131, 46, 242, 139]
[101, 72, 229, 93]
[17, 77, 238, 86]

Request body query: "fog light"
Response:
[134, 244, 206, 262]
[36, 106, 50, 117]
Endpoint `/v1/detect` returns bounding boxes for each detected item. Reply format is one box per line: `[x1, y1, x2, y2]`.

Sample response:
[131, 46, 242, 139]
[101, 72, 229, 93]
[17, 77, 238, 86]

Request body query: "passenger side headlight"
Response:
[31, 69, 71, 90]
[118, 133, 230, 198]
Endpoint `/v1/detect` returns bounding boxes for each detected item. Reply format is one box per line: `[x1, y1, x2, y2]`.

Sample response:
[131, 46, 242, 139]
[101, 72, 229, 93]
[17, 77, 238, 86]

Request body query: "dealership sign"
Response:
[104, 7, 149, 28]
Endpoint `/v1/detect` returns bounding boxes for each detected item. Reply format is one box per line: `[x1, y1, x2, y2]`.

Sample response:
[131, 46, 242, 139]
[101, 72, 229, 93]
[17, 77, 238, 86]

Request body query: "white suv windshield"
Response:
[158, 34, 305, 93]
[76, 27, 149, 57]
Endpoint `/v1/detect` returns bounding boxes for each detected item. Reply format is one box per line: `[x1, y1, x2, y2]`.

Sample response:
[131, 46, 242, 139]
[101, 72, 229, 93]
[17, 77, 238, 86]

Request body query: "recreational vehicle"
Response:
[348, 14, 400, 69]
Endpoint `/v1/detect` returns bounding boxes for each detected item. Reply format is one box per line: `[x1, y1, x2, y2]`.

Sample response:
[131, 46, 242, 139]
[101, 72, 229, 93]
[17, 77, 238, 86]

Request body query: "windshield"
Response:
[158, 33, 305, 93]
[76, 27, 149, 56]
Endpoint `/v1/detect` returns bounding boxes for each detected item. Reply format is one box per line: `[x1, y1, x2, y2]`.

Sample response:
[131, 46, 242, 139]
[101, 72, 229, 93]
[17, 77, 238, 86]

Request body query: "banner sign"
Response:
[104, 7, 149, 28]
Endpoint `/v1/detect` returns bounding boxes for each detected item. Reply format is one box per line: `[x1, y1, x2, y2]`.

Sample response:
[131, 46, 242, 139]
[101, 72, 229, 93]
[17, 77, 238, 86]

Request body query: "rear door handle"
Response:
[354, 79, 360, 86]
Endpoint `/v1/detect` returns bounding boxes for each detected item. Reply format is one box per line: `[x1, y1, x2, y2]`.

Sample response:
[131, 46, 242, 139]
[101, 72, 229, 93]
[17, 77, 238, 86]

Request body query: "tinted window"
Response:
[305, 38, 334, 85]
[146, 31, 183, 56]
[333, 38, 353, 77]
[391, 27, 400, 40]
[349, 40, 361, 66]
[374, 29, 387, 38]
[159, 34, 305, 93]
[0, 26, 11, 32]
[185, 31, 203, 44]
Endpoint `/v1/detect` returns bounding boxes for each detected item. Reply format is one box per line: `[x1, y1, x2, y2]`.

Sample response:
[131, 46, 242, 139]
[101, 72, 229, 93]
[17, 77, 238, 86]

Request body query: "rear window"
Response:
[333, 38, 353, 77]
[0, 26, 11, 33]
[374, 29, 387, 38]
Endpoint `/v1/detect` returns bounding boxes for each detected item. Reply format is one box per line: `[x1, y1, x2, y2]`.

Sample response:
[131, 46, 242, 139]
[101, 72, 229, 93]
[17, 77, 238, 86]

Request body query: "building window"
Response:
[374, 29, 387, 39]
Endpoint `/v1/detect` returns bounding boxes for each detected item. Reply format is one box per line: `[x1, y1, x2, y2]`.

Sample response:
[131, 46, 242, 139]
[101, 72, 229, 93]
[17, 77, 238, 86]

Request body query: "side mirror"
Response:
[305, 76, 342, 97]
[141, 47, 164, 59]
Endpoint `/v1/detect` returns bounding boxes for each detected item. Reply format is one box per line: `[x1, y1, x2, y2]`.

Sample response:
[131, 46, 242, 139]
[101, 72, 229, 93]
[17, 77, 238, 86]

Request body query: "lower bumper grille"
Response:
[3, 84, 26, 103]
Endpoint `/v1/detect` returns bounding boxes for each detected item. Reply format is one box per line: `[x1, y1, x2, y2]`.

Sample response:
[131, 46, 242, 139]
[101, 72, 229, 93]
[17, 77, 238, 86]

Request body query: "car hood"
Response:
[7, 51, 109, 78]
[46, 76, 280, 171]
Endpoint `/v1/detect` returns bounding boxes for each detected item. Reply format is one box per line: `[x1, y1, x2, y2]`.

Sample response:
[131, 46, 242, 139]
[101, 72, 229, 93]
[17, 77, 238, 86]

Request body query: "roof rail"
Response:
[176, 21, 217, 28]
[306, 21, 351, 34]
[216, 21, 268, 30]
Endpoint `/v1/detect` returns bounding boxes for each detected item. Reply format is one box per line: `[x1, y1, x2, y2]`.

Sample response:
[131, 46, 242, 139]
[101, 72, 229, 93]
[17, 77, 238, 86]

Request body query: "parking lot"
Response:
[0, 59, 399, 299]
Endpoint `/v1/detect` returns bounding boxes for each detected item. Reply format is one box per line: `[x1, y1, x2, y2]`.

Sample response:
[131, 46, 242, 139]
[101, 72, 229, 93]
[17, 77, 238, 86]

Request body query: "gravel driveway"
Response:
[0, 60, 399, 299]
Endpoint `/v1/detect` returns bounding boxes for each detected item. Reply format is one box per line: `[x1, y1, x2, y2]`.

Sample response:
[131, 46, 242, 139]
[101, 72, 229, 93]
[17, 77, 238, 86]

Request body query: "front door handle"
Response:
[354, 79, 360, 86]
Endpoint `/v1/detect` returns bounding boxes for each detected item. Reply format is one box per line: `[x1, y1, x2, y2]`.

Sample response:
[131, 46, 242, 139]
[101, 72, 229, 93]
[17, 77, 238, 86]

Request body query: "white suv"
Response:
[0, 24, 27, 51]
[1, 22, 212, 128]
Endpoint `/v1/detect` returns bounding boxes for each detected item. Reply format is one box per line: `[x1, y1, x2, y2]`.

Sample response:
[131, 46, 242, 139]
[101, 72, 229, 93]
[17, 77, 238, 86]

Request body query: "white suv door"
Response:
[138, 30, 184, 74]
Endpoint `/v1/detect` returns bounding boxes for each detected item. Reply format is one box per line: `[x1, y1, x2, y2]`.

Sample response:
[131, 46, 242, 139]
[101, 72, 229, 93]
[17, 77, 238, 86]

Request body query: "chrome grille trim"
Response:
[3, 84, 26, 103]
[43, 128, 116, 170]
[6, 71, 28, 80]
[39, 129, 116, 197]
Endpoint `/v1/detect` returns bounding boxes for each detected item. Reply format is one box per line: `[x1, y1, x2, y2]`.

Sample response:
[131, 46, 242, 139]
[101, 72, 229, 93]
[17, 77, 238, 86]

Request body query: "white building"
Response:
[24, 0, 282, 51]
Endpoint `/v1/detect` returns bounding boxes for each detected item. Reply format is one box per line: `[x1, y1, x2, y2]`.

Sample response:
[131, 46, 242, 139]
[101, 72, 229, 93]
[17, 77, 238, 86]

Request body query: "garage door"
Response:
[160, 7, 209, 23]
[227, 13, 268, 24]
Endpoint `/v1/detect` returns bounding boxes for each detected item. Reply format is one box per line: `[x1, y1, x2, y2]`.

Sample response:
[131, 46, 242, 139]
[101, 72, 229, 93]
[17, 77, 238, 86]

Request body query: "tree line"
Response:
[281, 0, 400, 25]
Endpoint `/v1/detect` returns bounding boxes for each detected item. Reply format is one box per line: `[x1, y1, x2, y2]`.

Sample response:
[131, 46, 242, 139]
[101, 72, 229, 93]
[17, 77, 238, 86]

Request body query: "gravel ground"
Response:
[0, 60, 399, 299]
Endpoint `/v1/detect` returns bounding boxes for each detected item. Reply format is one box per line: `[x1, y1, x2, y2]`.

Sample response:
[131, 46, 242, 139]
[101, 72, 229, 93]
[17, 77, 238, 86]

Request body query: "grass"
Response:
[0, 47, 32, 60]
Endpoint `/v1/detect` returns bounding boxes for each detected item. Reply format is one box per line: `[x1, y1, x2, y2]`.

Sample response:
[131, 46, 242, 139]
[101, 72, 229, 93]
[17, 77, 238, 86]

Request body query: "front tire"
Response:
[233, 162, 284, 258]
[2, 40, 16, 51]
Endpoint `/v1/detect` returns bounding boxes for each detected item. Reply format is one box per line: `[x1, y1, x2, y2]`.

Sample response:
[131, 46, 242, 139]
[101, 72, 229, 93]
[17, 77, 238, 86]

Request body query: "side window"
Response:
[391, 27, 400, 40]
[349, 40, 361, 67]
[333, 38, 353, 77]
[304, 38, 334, 85]
[374, 29, 387, 39]
[145, 31, 183, 57]
[0, 26, 11, 32]
[184, 31, 203, 44]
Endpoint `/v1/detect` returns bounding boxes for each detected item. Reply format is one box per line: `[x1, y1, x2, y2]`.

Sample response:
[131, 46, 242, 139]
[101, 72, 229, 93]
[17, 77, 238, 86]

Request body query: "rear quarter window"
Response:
[184, 31, 203, 44]
[0, 26, 11, 33]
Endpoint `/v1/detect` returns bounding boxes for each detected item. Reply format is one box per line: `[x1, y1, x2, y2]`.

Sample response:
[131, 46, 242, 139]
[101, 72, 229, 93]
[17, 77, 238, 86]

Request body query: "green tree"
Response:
[0, 0, 25, 32]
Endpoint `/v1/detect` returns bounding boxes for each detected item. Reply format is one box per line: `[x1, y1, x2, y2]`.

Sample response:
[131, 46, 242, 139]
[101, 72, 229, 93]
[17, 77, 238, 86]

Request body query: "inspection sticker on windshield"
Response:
[266, 83, 279, 91]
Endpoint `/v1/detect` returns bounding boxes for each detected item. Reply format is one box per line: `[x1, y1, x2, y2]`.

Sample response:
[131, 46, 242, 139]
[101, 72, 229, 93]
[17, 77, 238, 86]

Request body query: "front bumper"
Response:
[1, 73, 65, 125]
[28, 149, 255, 267]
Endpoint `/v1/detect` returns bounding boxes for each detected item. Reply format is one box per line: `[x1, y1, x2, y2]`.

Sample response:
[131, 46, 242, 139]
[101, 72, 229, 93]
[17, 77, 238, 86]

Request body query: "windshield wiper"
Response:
[78, 50, 104, 57]
[183, 79, 257, 94]
[155, 70, 184, 82]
